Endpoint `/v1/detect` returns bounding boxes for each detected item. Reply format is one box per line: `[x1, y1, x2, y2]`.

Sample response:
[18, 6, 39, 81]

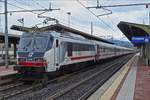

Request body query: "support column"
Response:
[4, 0, 9, 68]
[13, 43, 17, 59]
[145, 43, 150, 66]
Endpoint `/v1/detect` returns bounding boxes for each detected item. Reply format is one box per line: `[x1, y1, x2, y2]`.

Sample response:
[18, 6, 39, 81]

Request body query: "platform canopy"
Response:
[0, 32, 20, 44]
[118, 21, 150, 46]
[11, 23, 113, 44]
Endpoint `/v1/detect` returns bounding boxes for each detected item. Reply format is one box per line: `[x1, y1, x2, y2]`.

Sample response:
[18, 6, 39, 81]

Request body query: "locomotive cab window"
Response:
[19, 32, 53, 52]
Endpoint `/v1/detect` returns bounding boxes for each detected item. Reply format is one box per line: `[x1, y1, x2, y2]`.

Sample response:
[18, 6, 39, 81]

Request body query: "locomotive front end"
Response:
[14, 32, 53, 80]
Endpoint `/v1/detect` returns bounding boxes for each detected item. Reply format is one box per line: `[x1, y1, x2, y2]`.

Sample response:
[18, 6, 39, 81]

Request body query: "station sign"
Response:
[131, 36, 150, 44]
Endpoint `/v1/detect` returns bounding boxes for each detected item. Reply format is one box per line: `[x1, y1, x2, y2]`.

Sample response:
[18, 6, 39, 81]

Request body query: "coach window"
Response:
[67, 43, 72, 57]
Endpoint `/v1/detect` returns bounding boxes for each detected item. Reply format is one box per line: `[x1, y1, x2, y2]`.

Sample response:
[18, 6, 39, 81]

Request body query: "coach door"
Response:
[55, 39, 59, 68]
[96, 45, 100, 61]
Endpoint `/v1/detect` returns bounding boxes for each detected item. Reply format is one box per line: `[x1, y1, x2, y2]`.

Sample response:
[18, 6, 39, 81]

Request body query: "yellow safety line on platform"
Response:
[87, 54, 138, 100]
[99, 55, 137, 100]
[100, 63, 130, 100]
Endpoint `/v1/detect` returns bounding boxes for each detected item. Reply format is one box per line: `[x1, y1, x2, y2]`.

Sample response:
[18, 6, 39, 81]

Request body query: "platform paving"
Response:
[0, 65, 17, 78]
[112, 53, 150, 100]
[134, 58, 150, 100]
[87, 54, 138, 100]
[115, 55, 138, 100]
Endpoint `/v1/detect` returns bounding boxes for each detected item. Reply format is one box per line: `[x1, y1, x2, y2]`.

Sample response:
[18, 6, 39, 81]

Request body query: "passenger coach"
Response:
[11, 24, 134, 80]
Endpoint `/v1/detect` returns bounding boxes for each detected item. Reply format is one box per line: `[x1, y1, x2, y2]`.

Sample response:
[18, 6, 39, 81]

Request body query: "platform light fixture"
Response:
[67, 12, 71, 27]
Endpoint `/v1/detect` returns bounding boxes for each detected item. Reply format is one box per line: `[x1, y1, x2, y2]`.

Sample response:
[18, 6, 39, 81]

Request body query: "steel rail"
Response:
[47, 55, 131, 100]
[0, 82, 24, 92]
[0, 54, 133, 99]
[78, 56, 130, 100]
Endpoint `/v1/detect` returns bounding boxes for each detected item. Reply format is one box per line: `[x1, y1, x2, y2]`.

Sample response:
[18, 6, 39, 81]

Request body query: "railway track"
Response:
[0, 75, 27, 100]
[47, 55, 131, 100]
[15, 54, 133, 100]
[0, 71, 80, 100]
[0, 54, 133, 100]
[0, 82, 24, 92]
[0, 78, 54, 100]
[0, 84, 31, 100]
[0, 78, 16, 86]
[0, 80, 28, 100]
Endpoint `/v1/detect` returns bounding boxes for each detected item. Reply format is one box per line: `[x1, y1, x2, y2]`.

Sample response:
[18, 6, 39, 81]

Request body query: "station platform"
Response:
[0, 58, 17, 66]
[0, 65, 17, 79]
[88, 53, 150, 100]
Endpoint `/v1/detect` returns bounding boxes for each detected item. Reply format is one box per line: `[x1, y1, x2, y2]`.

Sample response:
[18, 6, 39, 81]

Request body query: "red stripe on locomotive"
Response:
[70, 55, 95, 60]
[18, 61, 47, 67]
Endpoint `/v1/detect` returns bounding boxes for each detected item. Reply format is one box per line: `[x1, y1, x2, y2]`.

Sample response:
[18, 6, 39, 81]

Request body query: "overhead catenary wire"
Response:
[14, 0, 46, 10]
[87, 2, 150, 8]
[98, 0, 116, 31]
[0, 0, 38, 15]
[31, 0, 46, 9]
[8, 2, 38, 15]
[13, 0, 34, 9]
[96, 8, 116, 38]
[76, 0, 116, 33]
[0, 1, 60, 15]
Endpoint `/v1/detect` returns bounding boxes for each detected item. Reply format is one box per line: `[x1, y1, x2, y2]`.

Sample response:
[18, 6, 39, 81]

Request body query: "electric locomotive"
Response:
[11, 24, 134, 80]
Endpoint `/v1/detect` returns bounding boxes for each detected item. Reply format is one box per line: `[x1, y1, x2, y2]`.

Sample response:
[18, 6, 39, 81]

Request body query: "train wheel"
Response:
[41, 74, 48, 87]
[32, 81, 40, 91]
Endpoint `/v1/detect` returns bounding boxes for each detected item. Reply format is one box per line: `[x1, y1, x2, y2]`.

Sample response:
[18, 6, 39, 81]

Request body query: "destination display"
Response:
[131, 36, 150, 44]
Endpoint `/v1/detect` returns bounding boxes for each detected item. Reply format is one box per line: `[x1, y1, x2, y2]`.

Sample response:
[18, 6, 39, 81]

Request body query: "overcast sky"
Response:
[0, 0, 150, 41]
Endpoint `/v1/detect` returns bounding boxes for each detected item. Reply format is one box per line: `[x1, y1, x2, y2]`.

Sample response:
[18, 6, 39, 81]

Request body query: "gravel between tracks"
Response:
[9, 54, 133, 100]
[55, 59, 128, 100]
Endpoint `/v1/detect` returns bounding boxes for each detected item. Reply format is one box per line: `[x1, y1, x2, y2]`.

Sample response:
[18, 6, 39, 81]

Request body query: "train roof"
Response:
[43, 24, 113, 44]
[11, 24, 113, 44]
[96, 40, 133, 50]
